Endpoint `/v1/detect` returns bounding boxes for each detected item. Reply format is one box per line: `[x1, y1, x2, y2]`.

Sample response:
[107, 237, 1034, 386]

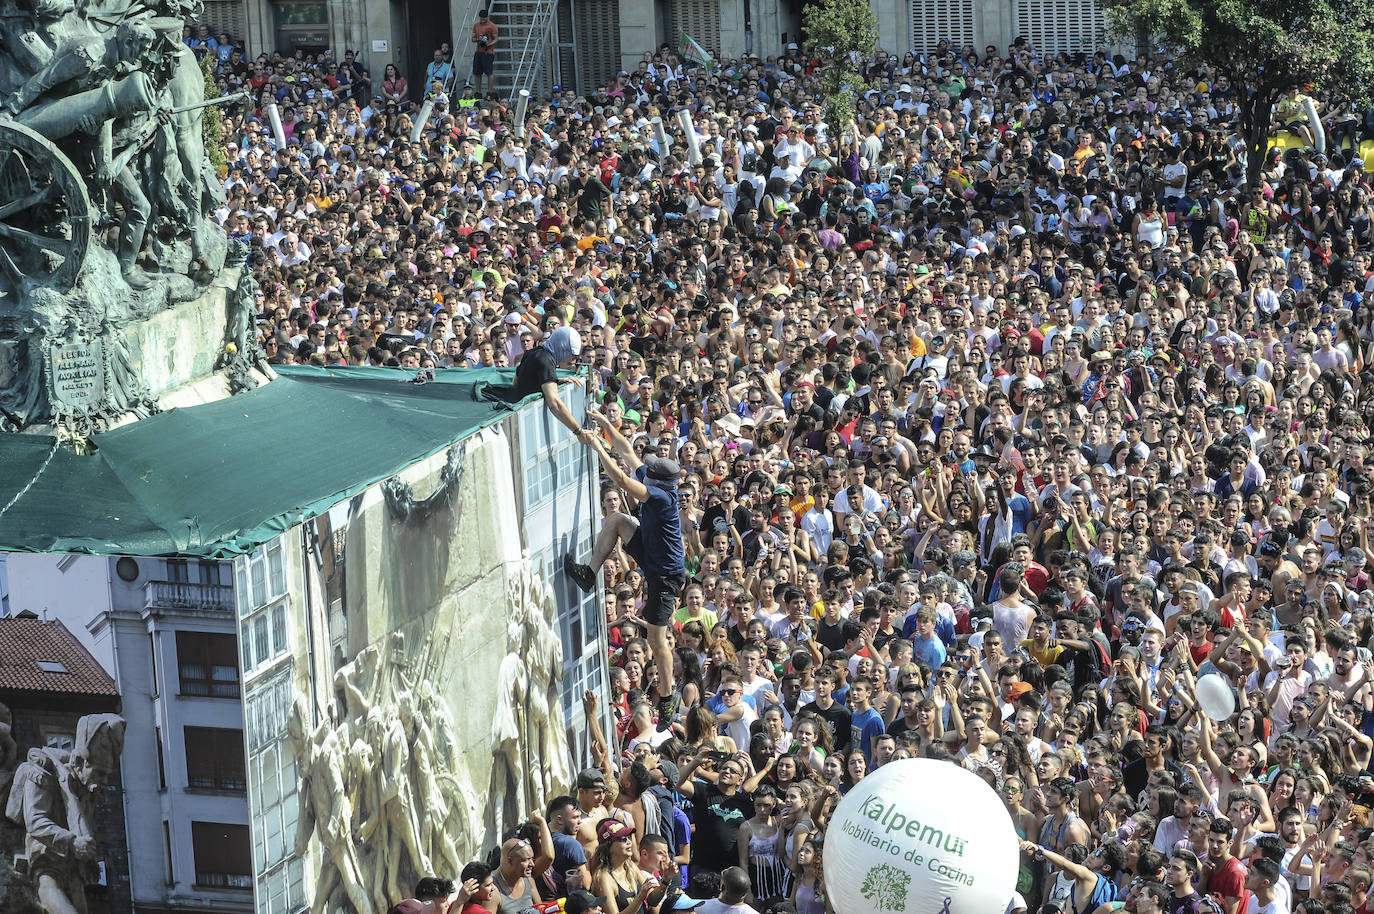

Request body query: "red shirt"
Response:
[1188, 638, 1215, 667]
[1202, 855, 1248, 911]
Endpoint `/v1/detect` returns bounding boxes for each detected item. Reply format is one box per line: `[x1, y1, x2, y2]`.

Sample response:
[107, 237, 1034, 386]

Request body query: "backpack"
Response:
[1193, 895, 1227, 914]
[1176, 893, 1227, 914]
[642, 785, 678, 854]
[1075, 631, 1113, 690]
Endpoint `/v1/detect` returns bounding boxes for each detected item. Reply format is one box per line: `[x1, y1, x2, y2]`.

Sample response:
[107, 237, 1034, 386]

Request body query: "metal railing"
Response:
[500, 0, 558, 102]
[144, 580, 235, 613]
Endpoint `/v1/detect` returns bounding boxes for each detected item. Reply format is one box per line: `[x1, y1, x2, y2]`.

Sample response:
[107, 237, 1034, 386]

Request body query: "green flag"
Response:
[678, 34, 715, 71]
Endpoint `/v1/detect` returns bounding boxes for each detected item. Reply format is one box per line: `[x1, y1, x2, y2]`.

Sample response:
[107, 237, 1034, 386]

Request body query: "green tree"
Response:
[802, 0, 878, 138]
[201, 53, 226, 172]
[859, 863, 910, 913]
[1100, 0, 1374, 188]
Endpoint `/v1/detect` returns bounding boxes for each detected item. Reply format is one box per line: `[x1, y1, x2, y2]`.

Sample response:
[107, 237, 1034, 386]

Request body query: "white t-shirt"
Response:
[699, 902, 762, 914]
[1247, 888, 1291, 914]
[721, 702, 758, 751]
[1162, 161, 1189, 198]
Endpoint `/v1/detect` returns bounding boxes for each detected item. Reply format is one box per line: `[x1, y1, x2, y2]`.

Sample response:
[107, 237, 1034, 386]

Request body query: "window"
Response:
[41, 728, 73, 752]
[520, 386, 582, 509]
[167, 559, 190, 583]
[164, 821, 174, 885]
[244, 669, 305, 912]
[1015, 0, 1108, 57]
[910, 0, 976, 58]
[184, 727, 247, 792]
[239, 540, 287, 615]
[237, 540, 291, 675]
[199, 561, 225, 587]
[156, 727, 166, 790]
[176, 632, 240, 698]
[34, 659, 68, 673]
[191, 821, 252, 889]
[240, 603, 290, 674]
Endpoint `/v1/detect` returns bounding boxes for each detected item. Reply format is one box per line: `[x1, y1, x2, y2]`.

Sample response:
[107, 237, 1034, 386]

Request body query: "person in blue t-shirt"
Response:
[997, 467, 1035, 534]
[846, 678, 886, 762]
[567, 409, 686, 731]
[907, 606, 947, 669]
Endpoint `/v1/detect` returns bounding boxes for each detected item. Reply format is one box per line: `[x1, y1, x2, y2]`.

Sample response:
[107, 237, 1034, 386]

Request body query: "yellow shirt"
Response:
[673, 606, 718, 631]
[1021, 639, 1064, 668]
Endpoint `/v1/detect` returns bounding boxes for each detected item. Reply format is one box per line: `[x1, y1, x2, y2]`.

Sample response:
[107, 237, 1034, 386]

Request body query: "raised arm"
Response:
[581, 430, 650, 502]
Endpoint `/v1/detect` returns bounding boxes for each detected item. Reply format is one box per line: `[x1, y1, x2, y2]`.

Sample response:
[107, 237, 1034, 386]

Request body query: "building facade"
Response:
[195, 0, 1114, 105]
[1, 555, 253, 914]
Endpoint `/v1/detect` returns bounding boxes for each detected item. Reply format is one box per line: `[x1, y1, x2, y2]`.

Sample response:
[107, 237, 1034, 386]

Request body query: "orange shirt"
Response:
[472, 20, 498, 50]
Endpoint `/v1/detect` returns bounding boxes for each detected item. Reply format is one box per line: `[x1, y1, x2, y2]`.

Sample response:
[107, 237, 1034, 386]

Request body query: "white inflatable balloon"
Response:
[1197, 673, 1237, 721]
[823, 758, 1019, 914]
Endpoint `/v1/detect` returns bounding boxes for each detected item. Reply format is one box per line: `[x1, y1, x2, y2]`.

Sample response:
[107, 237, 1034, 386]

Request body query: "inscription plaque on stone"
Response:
[47, 340, 107, 413]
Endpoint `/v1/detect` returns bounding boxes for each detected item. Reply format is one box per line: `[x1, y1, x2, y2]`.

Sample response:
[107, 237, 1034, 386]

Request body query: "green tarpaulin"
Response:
[0, 365, 531, 557]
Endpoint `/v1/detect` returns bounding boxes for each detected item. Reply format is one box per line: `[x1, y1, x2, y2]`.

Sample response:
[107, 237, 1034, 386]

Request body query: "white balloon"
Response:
[1196, 673, 1237, 721]
[822, 758, 1019, 914]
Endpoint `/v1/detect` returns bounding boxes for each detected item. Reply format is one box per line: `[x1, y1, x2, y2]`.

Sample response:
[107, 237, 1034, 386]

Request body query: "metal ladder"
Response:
[488, 0, 558, 101]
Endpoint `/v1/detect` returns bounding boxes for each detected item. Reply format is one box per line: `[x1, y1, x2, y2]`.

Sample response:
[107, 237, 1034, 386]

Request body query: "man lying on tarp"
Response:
[513, 325, 583, 433]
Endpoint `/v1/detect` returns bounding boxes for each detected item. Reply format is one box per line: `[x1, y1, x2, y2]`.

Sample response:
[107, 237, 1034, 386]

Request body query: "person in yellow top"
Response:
[1273, 86, 1316, 147]
[1021, 613, 1095, 670]
[1070, 130, 1096, 173]
[672, 581, 718, 631]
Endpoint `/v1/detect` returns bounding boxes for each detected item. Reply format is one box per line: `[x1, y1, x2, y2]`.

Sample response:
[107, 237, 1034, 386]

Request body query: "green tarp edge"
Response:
[0, 365, 540, 558]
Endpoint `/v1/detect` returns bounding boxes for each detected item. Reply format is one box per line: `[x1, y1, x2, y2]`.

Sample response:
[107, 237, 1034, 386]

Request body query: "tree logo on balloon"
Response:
[860, 863, 910, 912]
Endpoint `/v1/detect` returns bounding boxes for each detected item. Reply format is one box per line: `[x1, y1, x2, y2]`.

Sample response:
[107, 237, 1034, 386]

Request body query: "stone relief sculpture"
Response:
[286, 698, 376, 914]
[490, 562, 573, 840]
[4, 713, 125, 914]
[0, 0, 248, 433]
[0, 701, 17, 797]
[216, 240, 270, 394]
[288, 634, 475, 914]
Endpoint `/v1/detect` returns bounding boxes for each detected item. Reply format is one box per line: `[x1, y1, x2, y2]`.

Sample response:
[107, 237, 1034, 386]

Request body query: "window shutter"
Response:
[201, 0, 248, 41]
[665, 0, 720, 58]
[911, 0, 976, 59]
[574, 0, 621, 95]
[1016, 0, 1109, 57]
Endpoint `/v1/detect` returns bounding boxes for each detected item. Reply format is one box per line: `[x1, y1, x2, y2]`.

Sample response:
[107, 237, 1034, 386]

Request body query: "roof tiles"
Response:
[0, 617, 118, 697]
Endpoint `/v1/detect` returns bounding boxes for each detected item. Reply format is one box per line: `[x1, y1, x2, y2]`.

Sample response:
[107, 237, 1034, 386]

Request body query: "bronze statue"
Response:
[0, 0, 252, 434]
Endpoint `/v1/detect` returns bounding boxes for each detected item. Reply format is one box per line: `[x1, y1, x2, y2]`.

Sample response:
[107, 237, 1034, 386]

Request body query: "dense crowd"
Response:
[200, 22, 1374, 914]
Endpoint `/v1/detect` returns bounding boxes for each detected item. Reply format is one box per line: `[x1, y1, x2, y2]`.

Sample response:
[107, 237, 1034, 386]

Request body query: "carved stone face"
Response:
[74, 758, 111, 791]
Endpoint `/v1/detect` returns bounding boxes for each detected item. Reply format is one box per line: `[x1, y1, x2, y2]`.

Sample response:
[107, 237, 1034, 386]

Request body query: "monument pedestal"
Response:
[117, 265, 274, 422]
[0, 246, 270, 439]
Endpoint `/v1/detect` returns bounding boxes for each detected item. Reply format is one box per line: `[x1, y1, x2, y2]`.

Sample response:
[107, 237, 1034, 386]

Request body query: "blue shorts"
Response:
[472, 51, 494, 76]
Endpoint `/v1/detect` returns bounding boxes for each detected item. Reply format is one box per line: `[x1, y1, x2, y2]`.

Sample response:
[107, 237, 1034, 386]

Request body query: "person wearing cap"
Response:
[567, 408, 685, 731]
[513, 324, 584, 433]
[572, 767, 620, 852]
[589, 818, 659, 914]
[564, 890, 609, 914]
